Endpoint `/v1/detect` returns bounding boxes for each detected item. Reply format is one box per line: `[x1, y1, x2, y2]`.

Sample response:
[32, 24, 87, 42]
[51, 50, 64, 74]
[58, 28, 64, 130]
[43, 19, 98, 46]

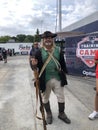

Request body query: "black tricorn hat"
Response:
[40, 31, 57, 38]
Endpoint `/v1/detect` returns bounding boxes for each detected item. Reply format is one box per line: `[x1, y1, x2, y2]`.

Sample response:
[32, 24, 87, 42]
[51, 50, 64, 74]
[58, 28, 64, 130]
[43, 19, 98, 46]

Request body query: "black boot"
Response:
[94, 87, 96, 91]
[58, 102, 71, 124]
[44, 101, 53, 124]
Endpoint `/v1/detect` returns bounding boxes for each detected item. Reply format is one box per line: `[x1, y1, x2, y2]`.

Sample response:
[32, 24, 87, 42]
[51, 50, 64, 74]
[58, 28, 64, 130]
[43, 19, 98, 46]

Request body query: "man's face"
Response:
[43, 37, 53, 47]
[34, 42, 38, 48]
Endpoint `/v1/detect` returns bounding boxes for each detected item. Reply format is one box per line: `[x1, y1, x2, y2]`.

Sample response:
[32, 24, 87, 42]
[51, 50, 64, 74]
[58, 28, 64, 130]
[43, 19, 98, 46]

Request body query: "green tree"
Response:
[11, 36, 17, 42]
[0, 29, 41, 43]
[34, 29, 41, 42]
[0, 36, 11, 43]
[24, 35, 34, 42]
[16, 34, 26, 42]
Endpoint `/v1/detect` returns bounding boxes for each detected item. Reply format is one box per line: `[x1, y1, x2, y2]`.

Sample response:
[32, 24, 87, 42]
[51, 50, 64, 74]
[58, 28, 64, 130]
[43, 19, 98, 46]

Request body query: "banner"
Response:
[65, 33, 98, 77]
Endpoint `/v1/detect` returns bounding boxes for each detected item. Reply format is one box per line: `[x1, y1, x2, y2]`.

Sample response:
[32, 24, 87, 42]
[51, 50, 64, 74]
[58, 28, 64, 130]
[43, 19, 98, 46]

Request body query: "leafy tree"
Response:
[36, 28, 39, 35]
[0, 28, 41, 43]
[34, 28, 41, 42]
[16, 34, 26, 42]
[24, 35, 34, 42]
[11, 36, 17, 42]
[0, 36, 11, 43]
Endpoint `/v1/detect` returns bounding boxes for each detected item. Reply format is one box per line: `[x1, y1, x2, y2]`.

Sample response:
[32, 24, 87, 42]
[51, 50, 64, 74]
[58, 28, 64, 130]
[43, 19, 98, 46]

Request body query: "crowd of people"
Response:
[0, 30, 97, 126]
[0, 48, 14, 63]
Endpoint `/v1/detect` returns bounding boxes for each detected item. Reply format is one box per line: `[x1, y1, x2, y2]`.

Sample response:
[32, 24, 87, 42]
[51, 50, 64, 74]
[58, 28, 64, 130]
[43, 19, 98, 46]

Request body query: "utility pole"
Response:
[58, 0, 62, 32]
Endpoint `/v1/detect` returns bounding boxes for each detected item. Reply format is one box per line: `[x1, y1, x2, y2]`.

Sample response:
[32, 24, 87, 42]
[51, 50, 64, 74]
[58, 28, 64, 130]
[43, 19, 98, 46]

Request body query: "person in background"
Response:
[30, 31, 71, 125]
[88, 50, 98, 120]
[2, 48, 7, 63]
[29, 42, 40, 70]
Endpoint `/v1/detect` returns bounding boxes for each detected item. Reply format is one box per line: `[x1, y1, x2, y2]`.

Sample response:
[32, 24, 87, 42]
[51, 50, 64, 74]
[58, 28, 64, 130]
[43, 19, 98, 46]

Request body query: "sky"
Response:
[0, 0, 98, 36]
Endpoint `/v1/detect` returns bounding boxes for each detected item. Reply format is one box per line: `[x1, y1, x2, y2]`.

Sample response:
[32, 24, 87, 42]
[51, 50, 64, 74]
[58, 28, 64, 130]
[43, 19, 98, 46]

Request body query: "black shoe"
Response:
[94, 87, 96, 91]
[46, 112, 53, 124]
[58, 112, 71, 124]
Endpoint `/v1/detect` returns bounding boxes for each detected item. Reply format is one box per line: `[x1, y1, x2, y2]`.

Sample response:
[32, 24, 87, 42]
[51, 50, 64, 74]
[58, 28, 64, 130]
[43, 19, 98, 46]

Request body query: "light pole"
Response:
[58, 0, 62, 32]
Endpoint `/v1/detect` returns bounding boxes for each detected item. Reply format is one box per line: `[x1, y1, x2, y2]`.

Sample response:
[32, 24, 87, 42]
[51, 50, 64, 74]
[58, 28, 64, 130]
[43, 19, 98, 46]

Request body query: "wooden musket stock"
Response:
[33, 68, 47, 130]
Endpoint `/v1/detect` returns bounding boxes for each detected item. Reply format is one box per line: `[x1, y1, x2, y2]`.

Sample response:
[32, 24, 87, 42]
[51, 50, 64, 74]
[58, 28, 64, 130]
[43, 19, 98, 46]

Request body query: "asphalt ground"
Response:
[0, 55, 98, 130]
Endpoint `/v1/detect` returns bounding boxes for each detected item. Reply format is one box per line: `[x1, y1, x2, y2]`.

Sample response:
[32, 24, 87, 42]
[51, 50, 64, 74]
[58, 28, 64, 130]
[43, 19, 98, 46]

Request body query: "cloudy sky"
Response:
[0, 0, 98, 36]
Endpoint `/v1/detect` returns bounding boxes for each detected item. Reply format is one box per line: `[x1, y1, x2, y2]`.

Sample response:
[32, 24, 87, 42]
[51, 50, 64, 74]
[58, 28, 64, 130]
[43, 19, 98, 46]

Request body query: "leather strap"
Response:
[39, 48, 54, 78]
[48, 51, 61, 71]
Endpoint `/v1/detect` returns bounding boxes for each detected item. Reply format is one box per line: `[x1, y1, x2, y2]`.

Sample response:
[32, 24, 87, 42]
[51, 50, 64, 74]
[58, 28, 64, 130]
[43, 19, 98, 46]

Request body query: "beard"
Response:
[43, 42, 53, 49]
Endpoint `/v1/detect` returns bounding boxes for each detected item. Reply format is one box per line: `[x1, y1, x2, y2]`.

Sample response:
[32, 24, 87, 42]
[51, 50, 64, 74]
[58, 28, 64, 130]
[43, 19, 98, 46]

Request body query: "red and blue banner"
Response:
[65, 33, 98, 77]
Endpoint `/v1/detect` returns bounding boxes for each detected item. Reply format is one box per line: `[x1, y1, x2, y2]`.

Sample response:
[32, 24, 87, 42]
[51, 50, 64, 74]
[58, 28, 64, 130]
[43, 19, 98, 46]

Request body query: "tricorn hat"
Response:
[40, 31, 57, 38]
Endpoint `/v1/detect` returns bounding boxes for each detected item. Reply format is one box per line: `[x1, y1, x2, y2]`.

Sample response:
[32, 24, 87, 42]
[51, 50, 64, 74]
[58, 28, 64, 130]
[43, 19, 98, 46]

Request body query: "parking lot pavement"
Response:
[0, 55, 98, 130]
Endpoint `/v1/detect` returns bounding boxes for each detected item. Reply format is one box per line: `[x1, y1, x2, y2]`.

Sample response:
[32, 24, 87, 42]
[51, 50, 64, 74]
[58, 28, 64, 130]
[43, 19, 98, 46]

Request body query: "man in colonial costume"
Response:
[30, 31, 71, 125]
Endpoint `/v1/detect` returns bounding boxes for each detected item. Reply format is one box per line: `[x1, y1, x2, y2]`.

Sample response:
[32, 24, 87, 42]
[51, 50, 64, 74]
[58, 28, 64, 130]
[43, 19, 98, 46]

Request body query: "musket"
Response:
[33, 67, 47, 130]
